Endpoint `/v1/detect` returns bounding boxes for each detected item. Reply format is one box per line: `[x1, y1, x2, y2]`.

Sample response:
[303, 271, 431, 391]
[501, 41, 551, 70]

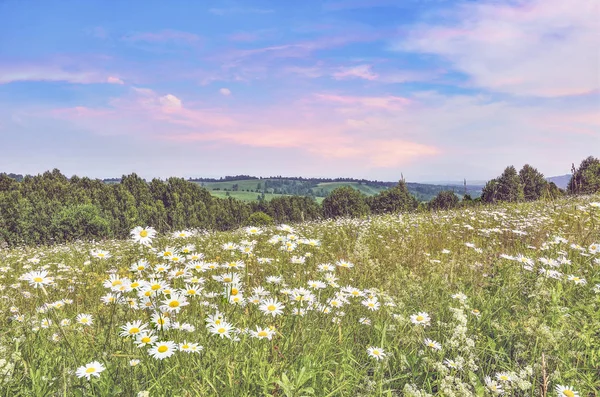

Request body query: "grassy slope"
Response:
[1, 196, 598, 395]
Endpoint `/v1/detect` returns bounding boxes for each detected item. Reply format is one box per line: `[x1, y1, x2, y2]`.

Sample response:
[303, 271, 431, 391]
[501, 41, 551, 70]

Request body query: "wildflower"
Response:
[21, 270, 54, 289]
[149, 341, 177, 360]
[367, 346, 386, 361]
[91, 250, 111, 259]
[208, 321, 235, 339]
[567, 275, 587, 285]
[259, 298, 285, 317]
[130, 359, 140, 366]
[359, 317, 371, 325]
[484, 376, 504, 394]
[410, 312, 431, 326]
[173, 230, 192, 238]
[589, 242, 599, 254]
[76, 314, 93, 326]
[336, 260, 354, 269]
[135, 332, 157, 348]
[120, 320, 148, 338]
[161, 293, 189, 313]
[555, 385, 579, 397]
[131, 226, 156, 245]
[179, 340, 202, 353]
[495, 372, 512, 382]
[362, 298, 380, 311]
[250, 326, 276, 340]
[443, 358, 462, 370]
[424, 338, 442, 351]
[76, 361, 105, 380]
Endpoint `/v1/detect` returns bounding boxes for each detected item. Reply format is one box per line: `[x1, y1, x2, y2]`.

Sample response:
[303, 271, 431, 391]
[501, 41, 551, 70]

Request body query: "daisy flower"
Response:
[250, 326, 276, 340]
[149, 341, 177, 360]
[91, 249, 111, 260]
[76, 314, 93, 326]
[259, 298, 285, 317]
[21, 270, 54, 289]
[555, 385, 579, 397]
[130, 226, 156, 245]
[367, 346, 386, 361]
[161, 293, 189, 313]
[410, 312, 431, 326]
[424, 338, 442, 351]
[75, 361, 105, 380]
[208, 321, 235, 339]
[129, 359, 140, 367]
[120, 320, 148, 338]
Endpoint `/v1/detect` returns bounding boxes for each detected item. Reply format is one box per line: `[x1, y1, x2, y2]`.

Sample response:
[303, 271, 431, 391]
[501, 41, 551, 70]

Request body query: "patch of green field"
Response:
[314, 181, 387, 196]
[209, 190, 287, 202]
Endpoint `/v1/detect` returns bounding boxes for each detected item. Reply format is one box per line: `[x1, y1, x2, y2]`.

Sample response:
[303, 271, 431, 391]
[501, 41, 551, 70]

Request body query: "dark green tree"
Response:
[367, 180, 418, 214]
[568, 156, 600, 194]
[519, 164, 547, 201]
[322, 186, 369, 218]
[428, 190, 459, 210]
[481, 166, 524, 203]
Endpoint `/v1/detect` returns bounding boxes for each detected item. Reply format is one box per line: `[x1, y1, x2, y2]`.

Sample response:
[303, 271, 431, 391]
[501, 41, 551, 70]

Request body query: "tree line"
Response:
[0, 156, 598, 247]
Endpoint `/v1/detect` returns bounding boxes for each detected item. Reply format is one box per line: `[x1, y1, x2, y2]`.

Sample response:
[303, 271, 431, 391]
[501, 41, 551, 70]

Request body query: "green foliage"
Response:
[569, 155, 600, 194]
[322, 186, 369, 218]
[428, 190, 459, 210]
[519, 164, 547, 201]
[367, 181, 419, 214]
[245, 211, 275, 226]
[481, 166, 524, 203]
[51, 204, 112, 243]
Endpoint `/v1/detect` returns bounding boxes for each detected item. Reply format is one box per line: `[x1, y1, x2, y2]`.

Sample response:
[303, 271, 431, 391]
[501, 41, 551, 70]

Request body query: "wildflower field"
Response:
[1, 197, 599, 396]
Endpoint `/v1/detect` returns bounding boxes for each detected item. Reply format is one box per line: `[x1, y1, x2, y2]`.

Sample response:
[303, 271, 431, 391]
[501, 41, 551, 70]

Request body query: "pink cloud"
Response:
[314, 93, 411, 110]
[124, 29, 201, 44]
[332, 65, 378, 81]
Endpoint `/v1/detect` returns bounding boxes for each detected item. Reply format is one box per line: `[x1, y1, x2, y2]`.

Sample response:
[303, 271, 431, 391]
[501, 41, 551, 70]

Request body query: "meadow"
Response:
[0, 196, 598, 396]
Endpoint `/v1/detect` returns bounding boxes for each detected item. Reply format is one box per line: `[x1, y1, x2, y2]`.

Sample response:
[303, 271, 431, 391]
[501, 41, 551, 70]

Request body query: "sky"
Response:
[0, 0, 598, 182]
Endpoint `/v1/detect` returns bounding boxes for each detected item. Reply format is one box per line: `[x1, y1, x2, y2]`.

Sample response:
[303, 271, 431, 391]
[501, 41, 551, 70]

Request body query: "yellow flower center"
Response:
[33, 277, 43, 283]
[98, 253, 105, 257]
[176, 270, 184, 276]
[224, 277, 232, 283]
[373, 350, 380, 355]
[182, 344, 189, 349]
[157, 318, 165, 324]
[416, 316, 424, 321]
[169, 301, 180, 308]
[188, 290, 196, 295]
[563, 391, 575, 397]
[267, 305, 276, 311]
[218, 327, 226, 333]
[258, 331, 268, 337]
[231, 288, 239, 296]
[141, 337, 151, 343]
[157, 346, 168, 353]
[151, 284, 161, 290]
[86, 367, 96, 373]
[129, 327, 140, 334]
[131, 282, 139, 288]
[164, 252, 172, 257]
[137, 266, 145, 271]
[140, 230, 148, 237]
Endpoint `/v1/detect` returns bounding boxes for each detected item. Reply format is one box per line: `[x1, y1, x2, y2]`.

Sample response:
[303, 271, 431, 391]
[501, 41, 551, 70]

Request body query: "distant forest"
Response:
[1, 155, 598, 246]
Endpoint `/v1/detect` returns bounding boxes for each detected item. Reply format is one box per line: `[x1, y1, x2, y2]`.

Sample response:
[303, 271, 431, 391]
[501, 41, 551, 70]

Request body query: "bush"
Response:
[51, 204, 112, 243]
[428, 190, 459, 210]
[245, 211, 274, 227]
[322, 187, 369, 218]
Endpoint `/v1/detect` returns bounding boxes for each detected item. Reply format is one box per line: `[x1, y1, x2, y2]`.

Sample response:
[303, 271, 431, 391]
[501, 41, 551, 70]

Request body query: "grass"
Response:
[208, 190, 291, 202]
[314, 182, 387, 196]
[0, 196, 599, 396]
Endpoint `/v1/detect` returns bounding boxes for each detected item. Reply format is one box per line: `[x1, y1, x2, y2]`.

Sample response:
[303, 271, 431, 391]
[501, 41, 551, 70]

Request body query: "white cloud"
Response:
[107, 76, 124, 85]
[159, 94, 182, 108]
[219, 88, 232, 96]
[399, 0, 600, 97]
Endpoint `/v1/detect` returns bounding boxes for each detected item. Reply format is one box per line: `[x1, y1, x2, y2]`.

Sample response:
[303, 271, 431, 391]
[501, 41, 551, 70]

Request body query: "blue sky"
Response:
[1, 0, 598, 181]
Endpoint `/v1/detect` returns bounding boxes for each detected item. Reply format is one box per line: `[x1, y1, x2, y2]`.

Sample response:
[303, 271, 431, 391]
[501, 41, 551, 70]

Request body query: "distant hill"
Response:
[190, 177, 483, 202]
[546, 174, 571, 190]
